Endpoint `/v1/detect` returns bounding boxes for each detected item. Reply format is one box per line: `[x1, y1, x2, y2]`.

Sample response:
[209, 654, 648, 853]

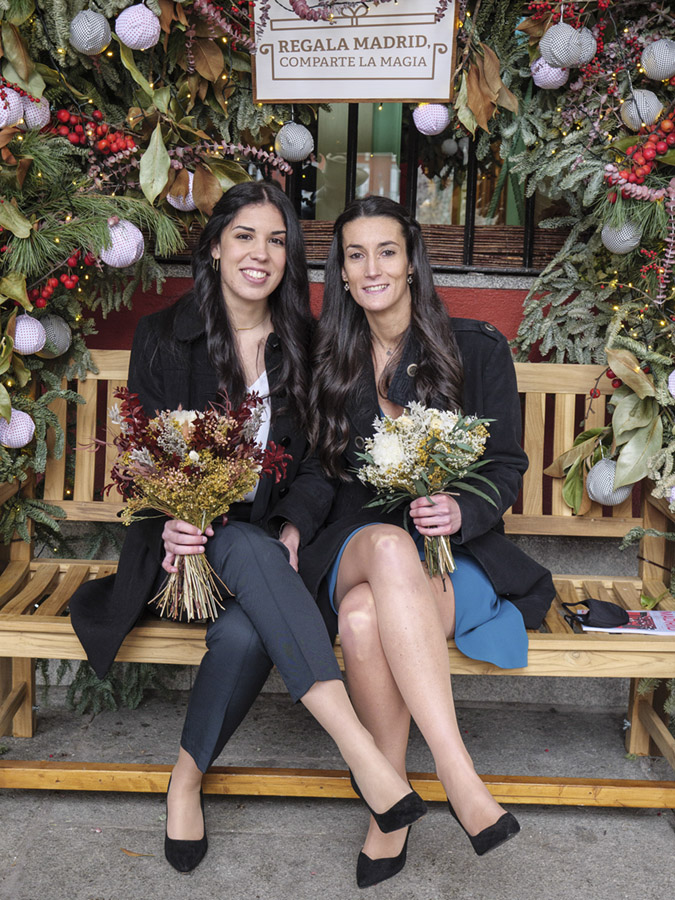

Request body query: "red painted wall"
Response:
[88, 278, 527, 349]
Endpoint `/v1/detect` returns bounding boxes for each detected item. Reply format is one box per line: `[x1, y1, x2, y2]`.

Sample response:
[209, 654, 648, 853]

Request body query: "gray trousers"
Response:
[180, 520, 341, 772]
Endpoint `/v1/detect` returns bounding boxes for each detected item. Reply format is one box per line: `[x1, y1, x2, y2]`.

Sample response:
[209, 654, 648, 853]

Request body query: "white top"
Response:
[242, 369, 271, 503]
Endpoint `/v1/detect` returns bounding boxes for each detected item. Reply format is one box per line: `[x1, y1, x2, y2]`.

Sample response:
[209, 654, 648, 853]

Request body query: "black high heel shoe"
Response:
[164, 776, 208, 872]
[446, 800, 520, 856]
[356, 827, 411, 889]
[349, 771, 427, 834]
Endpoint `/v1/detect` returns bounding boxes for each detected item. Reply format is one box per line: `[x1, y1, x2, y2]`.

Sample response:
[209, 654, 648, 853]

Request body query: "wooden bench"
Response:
[1, 352, 674, 807]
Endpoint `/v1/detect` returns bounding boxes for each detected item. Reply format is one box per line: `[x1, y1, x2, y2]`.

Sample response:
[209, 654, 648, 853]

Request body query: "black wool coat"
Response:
[299, 318, 555, 636]
[70, 295, 334, 679]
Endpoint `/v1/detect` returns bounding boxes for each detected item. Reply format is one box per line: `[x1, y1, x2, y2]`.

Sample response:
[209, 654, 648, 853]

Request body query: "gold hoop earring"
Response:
[343, 281, 350, 292]
[407, 274, 413, 284]
[211, 257, 220, 273]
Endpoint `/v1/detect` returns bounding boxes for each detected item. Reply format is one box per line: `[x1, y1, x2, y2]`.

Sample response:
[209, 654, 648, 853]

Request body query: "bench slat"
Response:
[551, 394, 576, 517]
[0, 565, 61, 616]
[0, 561, 30, 608]
[74, 378, 97, 502]
[522, 393, 545, 516]
[43, 387, 67, 502]
[36, 564, 92, 617]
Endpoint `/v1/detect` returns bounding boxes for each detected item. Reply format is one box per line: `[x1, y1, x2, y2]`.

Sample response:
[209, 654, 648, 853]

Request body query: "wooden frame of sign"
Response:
[251, 1, 460, 105]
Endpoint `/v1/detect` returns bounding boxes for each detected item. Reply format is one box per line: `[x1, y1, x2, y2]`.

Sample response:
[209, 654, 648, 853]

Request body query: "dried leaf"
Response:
[497, 84, 518, 114]
[465, 64, 495, 133]
[139, 123, 171, 205]
[15, 156, 32, 188]
[605, 347, 656, 398]
[0, 273, 31, 308]
[175, 2, 188, 26]
[168, 166, 189, 199]
[479, 44, 503, 96]
[455, 72, 478, 136]
[120, 848, 155, 858]
[0, 201, 31, 238]
[193, 39, 224, 83]
[157, 0, 175, 33]
[516, 15, 552, 43]
[193, 164, 223, 216]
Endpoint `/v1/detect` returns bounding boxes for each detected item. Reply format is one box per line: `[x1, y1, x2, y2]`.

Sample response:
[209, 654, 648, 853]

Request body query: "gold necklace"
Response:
[233, 314, 270, 332]
[371, 330, 401, 357]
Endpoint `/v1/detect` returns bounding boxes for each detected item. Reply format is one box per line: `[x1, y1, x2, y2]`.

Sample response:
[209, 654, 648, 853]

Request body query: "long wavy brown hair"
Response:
[309, 195, 464, 479]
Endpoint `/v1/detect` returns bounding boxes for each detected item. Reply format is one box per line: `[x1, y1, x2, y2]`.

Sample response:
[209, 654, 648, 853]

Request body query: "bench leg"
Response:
[0, 659, 10, 736]
[625, 679, 670, 758]
[9, 658, 36, 738]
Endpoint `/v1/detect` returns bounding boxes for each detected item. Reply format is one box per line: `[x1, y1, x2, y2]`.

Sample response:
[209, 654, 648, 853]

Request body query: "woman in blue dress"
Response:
[301, 196, 555, 887]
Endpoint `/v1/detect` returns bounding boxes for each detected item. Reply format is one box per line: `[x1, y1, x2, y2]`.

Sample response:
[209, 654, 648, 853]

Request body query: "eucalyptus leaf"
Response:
[0, 272, 31, 308]
[139, 124, 171, 205]
[0, 200, 32, 239]
[614, 415, 663, 488]
[2, 59, 44, 97]
[0, 383, 11, 423]
[153, 86, 171, 115]
[545, 429, 607, 478]
[561, 455, 585, 515]
[612, 394, 658, 440]
[116, 36, 155, 98]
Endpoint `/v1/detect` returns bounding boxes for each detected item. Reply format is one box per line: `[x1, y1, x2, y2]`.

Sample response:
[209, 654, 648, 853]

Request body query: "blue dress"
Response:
[327, 524, 528, 670]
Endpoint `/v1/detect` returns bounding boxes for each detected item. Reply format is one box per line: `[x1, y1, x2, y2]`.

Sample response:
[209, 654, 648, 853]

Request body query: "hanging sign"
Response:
[252, 1, 458, 104]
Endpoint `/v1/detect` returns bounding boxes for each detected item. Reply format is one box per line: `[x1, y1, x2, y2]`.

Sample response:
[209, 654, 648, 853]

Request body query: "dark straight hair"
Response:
[186, 180, 312, 427]
[309, 195, 464, 478]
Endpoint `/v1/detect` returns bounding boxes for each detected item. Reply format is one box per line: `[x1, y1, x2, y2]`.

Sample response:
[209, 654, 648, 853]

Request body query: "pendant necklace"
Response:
[371, 330, 401, 357]
[233, 313, 270, 332]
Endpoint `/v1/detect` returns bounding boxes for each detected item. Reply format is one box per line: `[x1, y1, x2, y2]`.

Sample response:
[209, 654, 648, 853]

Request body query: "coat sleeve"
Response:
[454, 332, 527, 545]
[267, 453, 337, 548]
[127, 316, 166, 417]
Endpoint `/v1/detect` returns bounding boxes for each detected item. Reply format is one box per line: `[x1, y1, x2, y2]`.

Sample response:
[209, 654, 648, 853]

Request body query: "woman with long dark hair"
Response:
[302, 195, 555, 887]
[71, 183, 426, 875]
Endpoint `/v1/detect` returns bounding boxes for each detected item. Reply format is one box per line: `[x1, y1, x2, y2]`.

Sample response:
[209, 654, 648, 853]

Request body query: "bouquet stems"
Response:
[424, 534, 456, 579]
[150, 553, 228, 622]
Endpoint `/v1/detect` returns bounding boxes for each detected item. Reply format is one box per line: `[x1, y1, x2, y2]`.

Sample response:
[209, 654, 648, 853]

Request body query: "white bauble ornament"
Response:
[0, 408, 35, 449]
[115, 4, 161, 51]
[274, 122, 314, 162]
[36, 315, 73, 359]
[21, 96, 51, 130]
[442, 138, 458, 156]
[0, 88, 24, 127]
[100, 219, 145, 268]
[668, 370, 675, 399]
[13, 315, 47, 355]
[412, 104, 450, 136]
[539, 23, 581, 67]
[586, 458, 633, 506]
[167, 170, 197, 212]
[69, 10, 112, 56]
[531, 57, 569, 89]
[575, 28, 597, 65]
[620, 89, 663, 131]
[601, 221, 642, 254]
[641, 39, 675, 81]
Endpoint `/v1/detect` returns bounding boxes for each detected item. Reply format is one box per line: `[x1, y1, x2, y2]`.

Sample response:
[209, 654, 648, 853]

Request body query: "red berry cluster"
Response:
[27, 250, 96, 308]
[526, 2, 556, 23]
[0, 75, 41, 105]
[605, 369, 623, 389]
[604, 114, 675, 196]
[597, 0, 611, 9]
[51, 108, 136, 154]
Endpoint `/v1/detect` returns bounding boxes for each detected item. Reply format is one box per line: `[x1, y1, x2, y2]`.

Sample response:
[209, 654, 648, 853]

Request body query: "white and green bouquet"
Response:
[356, 403, 499, 579]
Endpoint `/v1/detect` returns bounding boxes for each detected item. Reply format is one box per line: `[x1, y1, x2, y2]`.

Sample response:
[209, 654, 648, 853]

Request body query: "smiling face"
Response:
[340, 215, 413, 320]
[210, 202, 287, 313]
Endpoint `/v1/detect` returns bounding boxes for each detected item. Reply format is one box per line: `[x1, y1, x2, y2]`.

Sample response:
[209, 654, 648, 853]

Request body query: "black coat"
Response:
[299, 318, 555, 635]
[70, 295, 334, 678]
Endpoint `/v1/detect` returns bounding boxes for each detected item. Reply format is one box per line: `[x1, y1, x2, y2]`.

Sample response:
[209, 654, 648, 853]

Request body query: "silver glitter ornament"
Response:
[69, 10, 112, 56]
[620, 89, 663, 131]
[586, 458, 633, 506]
[601, 221, 642, 254]
[641, 39, 675, 81]
[274, 123, 314, 162]
[36, 315, 73, 359]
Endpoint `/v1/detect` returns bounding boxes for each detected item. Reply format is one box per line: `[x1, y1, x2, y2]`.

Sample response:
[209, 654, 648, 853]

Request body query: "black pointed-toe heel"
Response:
[349, 772, 427, 834]
[447, 801, 520, 856]
[164, 776, 208, 873]
[356, 827, 411, 889]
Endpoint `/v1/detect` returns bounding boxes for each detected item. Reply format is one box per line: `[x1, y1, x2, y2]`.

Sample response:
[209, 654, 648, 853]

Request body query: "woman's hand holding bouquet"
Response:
[356, 402, 499, 580]
[107, 387, 290, 621]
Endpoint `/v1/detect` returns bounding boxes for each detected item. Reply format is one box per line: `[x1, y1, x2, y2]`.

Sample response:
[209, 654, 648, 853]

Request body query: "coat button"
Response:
[354, 436, 365, 450]
[278, 487, 289, 498]
[483, 323, 496, 332]
[280, 436, 291, 448]
[406, 363, 418, 377]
